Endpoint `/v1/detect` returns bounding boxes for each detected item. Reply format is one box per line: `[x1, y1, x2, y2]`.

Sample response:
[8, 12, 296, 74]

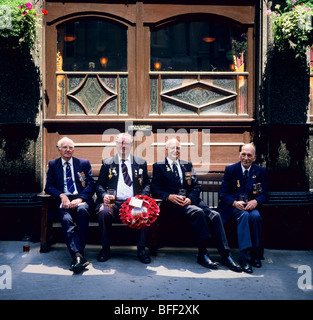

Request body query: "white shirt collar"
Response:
[241, 163, 251, 173]
[167, 157, 179, 166]
[118, 154, 131, 164]
[62, 158, 73, 166]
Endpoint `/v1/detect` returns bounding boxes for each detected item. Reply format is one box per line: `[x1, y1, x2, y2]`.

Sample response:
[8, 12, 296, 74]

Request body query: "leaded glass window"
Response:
[150, 20, 248, 115]
[56, 19, 128, 115]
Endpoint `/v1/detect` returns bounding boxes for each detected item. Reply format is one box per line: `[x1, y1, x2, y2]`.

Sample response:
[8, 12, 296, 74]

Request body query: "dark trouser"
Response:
[57, 201, 90, 258]
[98, 200, 148, 248]
[160, 200, 230, 256]
[229, 208, 263, 258]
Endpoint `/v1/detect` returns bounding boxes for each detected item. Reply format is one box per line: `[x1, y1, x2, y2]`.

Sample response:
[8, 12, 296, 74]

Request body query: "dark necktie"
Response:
[172, 162, 181, 185]
[65, 162, 75, 194]
[243, 169, 249, 192]
[121, 159, 132, 187]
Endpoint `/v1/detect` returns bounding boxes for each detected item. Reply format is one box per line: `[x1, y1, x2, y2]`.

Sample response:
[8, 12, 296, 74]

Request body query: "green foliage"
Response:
[0, 1, 46, 50]
[0, 2, 42, 123]
[268, 0, 313, 55]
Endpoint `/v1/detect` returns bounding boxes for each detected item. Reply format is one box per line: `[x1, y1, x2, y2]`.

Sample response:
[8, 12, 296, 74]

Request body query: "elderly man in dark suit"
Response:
[95, 132, 151, 264]
[44, 137, 96, 273]
[218, 143, 268, 273]
[151, 138, 241, 272]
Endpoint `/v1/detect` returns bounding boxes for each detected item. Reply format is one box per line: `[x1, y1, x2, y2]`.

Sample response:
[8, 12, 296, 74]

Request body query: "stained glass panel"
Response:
[56, 75, 65, 114]
[119, 76, 128, 114]
[150, 77, 158, 114]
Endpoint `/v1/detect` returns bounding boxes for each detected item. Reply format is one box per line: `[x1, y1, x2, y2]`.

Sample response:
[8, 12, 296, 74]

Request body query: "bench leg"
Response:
[40, 199, 50, 253]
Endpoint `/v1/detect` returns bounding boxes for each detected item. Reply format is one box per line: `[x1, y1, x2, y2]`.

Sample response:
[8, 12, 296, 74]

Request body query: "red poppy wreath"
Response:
[119, 195, 160, 229]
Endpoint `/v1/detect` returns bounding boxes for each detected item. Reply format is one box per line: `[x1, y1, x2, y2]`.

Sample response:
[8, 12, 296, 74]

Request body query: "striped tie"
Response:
[172, 162, 181, 186]
[121, 159, 132, 187]
[65, 162, 75, 194]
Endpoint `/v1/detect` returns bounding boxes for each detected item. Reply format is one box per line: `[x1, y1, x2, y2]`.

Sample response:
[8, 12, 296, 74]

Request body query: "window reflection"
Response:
[57, 19, 127, 72]
[150, 21, 247, 72]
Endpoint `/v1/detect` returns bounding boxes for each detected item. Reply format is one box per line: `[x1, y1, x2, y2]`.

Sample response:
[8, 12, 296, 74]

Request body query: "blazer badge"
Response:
[185, 172, 192, 185]
[135, 168, 144, 186]
[77, 171, 86, 187]
[108, 167, 117, 179]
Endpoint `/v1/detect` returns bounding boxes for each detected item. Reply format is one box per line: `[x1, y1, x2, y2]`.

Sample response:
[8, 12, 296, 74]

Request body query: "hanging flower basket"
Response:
[267, 1, 313, 55]
[119, 195, 160, 230]
[0, 1, 48, 50]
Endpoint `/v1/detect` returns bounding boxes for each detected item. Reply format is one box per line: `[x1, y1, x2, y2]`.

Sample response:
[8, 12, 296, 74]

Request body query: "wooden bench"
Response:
[38, 172, 224, 253]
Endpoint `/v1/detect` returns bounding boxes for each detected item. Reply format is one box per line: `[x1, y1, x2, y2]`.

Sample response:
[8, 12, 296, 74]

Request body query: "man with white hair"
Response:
[45, 137, 96, 273]
[95, 133, 151, 264]
[151, 138, 241, 272]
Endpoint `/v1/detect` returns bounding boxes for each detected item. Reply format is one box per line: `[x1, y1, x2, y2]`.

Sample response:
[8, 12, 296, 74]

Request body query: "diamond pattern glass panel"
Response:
[160, 77, 237, 113]
[150, 74, 245, 115]
[69, 76, 111, 114]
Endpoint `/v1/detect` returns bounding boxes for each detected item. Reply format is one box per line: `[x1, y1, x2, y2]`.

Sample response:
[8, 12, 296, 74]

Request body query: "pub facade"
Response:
[1, 0, 312, 249]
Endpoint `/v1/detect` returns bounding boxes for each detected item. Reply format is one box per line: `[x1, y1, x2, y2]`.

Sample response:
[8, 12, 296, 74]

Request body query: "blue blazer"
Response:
[217, 161, 268, 222]
[44, 157, 96, 207]
[151, 158, 201, 205]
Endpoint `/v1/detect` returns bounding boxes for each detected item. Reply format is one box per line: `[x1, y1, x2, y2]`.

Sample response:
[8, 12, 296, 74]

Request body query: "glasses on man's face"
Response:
[60, 146, 74, 151]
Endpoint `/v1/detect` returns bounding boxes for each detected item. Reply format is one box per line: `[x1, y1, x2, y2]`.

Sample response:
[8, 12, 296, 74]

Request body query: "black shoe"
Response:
[251, 258, 262, 268]
[197, 253, 218, 269]
[70, 256, 89, 273]
[137, 249, 151, 264]
[221, 256, 242, 272]
[239, 259, 253, 273]
[97, 247, 111, 262]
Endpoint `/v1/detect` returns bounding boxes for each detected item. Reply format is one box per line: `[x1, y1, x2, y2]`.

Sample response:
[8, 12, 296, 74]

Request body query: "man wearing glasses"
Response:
[95, 133, 151, 264]
[44, 137, 96, 273]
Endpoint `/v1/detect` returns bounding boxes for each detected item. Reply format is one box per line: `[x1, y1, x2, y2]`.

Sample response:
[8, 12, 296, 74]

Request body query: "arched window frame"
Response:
[45, 13, 136, 121]
[44, 2, 255, 124]
[142, 13, 255, 120]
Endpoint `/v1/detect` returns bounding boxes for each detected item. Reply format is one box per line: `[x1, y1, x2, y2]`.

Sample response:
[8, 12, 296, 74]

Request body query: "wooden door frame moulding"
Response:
[44, 4, 137, 120]
[44, 0, 257, 121]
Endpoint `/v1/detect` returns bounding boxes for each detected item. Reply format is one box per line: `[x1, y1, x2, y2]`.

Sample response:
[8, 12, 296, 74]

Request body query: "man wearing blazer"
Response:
[95, 133, 151, 264]
[218, 143, 268, 273]
[44, 137, 96, 273]
[151, 138, 242, 272]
